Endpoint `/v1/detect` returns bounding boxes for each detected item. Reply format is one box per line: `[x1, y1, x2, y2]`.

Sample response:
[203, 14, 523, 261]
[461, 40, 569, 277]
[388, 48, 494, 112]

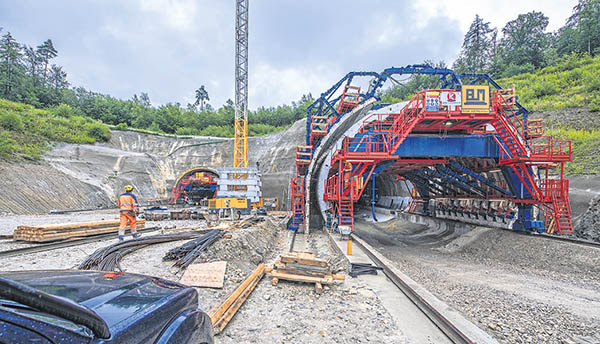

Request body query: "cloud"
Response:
[249, 62, 343, 108]
[0, 0, 577, 110]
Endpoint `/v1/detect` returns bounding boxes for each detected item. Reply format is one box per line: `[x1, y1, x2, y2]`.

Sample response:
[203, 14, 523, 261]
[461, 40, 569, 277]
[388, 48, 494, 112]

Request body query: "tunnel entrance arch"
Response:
[169, 167, 220, 205]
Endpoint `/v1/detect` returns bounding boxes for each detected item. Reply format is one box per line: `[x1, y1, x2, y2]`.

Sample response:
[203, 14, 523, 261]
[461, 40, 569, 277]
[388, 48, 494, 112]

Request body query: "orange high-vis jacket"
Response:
[118, 192, 139, 213]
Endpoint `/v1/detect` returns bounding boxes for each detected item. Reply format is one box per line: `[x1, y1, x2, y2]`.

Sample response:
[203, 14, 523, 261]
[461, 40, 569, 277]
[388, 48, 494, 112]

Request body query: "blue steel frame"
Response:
[304, 65, 530, 149]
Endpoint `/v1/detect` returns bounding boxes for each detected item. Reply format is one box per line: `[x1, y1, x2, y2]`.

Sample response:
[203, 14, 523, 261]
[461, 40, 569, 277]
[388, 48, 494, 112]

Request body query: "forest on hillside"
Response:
[0, 0, 599, 140]
[0, 27, 312, 138]
[382, 0, 600, 106]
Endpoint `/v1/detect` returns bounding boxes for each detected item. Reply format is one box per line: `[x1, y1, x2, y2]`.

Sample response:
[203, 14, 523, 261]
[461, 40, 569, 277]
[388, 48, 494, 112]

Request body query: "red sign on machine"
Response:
[441, 91, 461, 111]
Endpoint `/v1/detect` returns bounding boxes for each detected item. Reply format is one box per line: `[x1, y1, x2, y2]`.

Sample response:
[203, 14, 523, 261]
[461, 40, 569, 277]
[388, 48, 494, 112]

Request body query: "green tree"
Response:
[139, 92, 151, 107]
[22, 45, 41, 85]
[0, 31, 24, 100]
[36, 39, 57, 83]
[194, 85, 209, 110]
[453, 15, 495, 73]
[558, 0, 600, 56]
[48, 64, 69, 90]
[497, 11, 550, 70]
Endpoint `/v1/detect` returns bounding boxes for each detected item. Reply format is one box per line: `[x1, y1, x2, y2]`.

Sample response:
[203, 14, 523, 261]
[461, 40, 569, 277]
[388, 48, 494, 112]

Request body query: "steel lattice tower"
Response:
[234, 0, 249, 168]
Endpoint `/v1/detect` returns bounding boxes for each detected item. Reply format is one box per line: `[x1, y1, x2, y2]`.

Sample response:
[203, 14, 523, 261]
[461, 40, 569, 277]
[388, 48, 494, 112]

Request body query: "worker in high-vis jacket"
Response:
[118, 185, 141, 241]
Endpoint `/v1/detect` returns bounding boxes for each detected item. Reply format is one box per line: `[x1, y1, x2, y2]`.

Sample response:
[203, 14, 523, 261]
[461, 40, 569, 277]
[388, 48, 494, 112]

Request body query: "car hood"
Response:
[0, 270, 195, 328]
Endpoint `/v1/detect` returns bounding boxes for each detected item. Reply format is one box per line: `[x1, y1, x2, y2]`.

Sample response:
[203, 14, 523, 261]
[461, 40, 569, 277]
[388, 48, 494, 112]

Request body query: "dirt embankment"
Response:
[534, 107, 600, 131]
[0, 119, 305, 215]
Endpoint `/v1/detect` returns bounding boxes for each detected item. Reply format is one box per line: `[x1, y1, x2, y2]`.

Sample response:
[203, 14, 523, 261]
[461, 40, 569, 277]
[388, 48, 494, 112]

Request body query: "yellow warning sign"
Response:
[461, 85, 490, 114]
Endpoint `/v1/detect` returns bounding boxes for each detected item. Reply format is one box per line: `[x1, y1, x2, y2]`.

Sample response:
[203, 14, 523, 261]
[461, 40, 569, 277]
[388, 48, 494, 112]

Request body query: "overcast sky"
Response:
[0, 0, 576, 110]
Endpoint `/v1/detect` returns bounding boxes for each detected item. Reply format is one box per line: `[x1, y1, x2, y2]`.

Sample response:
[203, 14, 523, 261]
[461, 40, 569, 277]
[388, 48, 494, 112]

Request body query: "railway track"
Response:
[0, 226, 162, 258]
[350, 233, 478, 344]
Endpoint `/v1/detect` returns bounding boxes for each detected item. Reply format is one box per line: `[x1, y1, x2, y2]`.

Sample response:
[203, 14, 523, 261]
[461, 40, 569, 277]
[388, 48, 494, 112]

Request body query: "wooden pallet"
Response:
[13, 219, 145, 242]
[267, 251, 344, 293]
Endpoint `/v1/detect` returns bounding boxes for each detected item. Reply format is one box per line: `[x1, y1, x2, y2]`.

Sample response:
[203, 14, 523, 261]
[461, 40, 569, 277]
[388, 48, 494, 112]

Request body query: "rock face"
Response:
[0, 163, 112, 214]
[0, 119, 305, 215]
[575, 196, 600, 241]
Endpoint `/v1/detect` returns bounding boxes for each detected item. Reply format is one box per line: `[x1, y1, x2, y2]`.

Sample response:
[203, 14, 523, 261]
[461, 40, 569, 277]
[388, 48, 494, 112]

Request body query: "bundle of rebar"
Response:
[163, 229, 224, 269]
[78, 231, 209, 271]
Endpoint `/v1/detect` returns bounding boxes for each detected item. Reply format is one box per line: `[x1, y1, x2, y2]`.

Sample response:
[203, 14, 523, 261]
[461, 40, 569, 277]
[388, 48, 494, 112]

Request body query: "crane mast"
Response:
[234, 0, 249, 168]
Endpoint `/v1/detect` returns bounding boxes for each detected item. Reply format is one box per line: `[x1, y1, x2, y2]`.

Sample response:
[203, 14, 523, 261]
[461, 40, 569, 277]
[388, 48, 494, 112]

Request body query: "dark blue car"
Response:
[0, 270, 213, 343]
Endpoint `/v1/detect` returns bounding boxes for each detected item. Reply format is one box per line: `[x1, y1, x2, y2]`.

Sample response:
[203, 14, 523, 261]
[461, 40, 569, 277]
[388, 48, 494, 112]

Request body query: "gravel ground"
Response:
[1, 211, 407, 343]
[576, 195, 600, 242]
[212, 228, 404, 344]
[355, 217, 600, 344]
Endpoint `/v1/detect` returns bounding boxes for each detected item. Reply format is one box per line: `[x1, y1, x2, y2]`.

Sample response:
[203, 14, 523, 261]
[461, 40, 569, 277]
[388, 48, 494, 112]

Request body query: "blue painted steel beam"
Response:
[404, 171, 447, 195]
[437, 165, 488, 195]
[449, 161, 510, 195]
[423, 167, 477, 195]
[404, 174, 434, 198]
[391, 134, 500, 158]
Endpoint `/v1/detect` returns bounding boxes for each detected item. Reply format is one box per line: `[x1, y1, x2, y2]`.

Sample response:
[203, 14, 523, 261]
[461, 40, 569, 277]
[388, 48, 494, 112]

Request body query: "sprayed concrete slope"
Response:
[0, 119, 305, 215]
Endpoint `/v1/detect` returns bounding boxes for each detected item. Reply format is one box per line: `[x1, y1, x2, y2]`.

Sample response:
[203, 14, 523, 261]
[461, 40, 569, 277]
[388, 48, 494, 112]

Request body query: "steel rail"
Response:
[0, 226, 162, 258]
[351, 233, 475, 344]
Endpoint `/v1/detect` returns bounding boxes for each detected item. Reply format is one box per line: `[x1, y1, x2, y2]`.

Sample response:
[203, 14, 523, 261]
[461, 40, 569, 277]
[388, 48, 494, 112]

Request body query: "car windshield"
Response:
[0, 299, 93, 335]
[0, 276, 111, 339]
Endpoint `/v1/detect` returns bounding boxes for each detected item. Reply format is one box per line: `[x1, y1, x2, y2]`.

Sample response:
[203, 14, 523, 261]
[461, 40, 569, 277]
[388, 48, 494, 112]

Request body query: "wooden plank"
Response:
[280, 254, 329, 268]
[14, 221, 145, 242]
[332, 273, 345, 281]
[15, 219, 124, 231]
[180, 261, 227, 288]
[208, 263, 265, 332]
[269, 270, 334, 284]
[212, 268, 262, 334]
[15, 219, 145, 233]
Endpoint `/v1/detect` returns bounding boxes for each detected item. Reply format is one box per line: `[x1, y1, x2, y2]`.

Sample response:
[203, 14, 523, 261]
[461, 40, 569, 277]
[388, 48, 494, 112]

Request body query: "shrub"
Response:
[0, 111, 24, 132]
[115, 122, 128, 130]
[50, 104, 74, 118]
[590, 95, 600, 112]
[0, 131, 17, 159]
[85, 123, 111, 141]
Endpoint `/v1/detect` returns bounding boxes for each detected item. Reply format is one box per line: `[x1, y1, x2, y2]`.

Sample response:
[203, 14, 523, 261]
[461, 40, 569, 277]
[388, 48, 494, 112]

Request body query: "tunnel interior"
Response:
[170, 167, 219, 205]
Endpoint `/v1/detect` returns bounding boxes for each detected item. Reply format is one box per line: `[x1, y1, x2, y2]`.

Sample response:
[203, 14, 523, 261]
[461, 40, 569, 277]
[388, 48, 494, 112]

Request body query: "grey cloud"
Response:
[1, 1, 463, 109]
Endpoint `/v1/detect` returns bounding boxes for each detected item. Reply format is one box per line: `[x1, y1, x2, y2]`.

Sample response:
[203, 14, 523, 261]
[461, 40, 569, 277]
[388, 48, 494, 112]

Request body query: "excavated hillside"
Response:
[0, 118, 305, 215]
[1, 105, 600, 241]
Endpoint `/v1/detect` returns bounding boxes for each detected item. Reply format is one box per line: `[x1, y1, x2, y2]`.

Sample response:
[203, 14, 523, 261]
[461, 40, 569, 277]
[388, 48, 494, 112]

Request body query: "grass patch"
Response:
[547, 128, 600, 175]
[497, 54, 600, 112]
[0, 99, 110, 161]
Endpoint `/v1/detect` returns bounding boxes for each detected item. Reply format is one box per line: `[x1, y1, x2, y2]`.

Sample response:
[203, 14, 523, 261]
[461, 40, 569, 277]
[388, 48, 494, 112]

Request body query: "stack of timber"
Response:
[13, 219, 146, 242]
[267, 251, 344, 293]
[208, 263, 265, 335]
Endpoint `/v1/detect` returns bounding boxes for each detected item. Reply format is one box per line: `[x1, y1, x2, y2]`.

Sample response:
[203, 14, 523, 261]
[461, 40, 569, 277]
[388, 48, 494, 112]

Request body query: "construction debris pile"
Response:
[267, 251, 344, 294]
[78, 231, 209, 271]
[576, 195, 600, 242]
[13, 219, 145, 242]
[163, 229, 226, 269]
